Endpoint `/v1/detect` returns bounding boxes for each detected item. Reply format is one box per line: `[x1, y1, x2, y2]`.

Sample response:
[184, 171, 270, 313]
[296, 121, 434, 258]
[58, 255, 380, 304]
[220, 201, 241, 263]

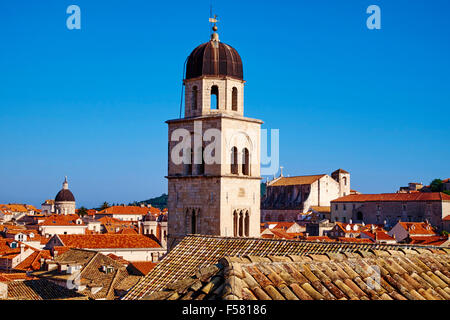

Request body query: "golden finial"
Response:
[209, 14, 219, 41]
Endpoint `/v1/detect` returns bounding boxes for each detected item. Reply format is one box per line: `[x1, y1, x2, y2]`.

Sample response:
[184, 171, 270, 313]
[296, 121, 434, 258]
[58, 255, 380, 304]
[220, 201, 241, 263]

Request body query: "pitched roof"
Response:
[142, 248, 450, 300]
[5, 279, 87, 300]
[443, 215, 450, 221]
[332, 192, 450, 203]
[56, 234, 161, 249]
[35, 248, 136, 300]
[14, 250, 52, 272]
[270, 175, 326, 187]
[123, 235, 436, 300]
[332, 168, 349, 174]
[98, 206, 160, 216]
[310, 206, 331, 213]
[39, 214, 84, 226]
[361, 230, 396, 242]
[128, 261, 157, 276]
[398, 222, 437, 235]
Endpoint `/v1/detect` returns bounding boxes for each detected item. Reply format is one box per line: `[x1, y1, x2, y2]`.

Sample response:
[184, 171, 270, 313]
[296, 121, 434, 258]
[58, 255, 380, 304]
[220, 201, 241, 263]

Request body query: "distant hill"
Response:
[136, 194, 168, 210]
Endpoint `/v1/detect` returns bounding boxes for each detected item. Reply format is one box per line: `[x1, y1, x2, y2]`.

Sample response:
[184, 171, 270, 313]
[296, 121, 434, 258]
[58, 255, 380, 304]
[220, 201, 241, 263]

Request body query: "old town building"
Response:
[261, 169, 350, 222]
[331, 192, 450, 230]
[166, 23, 262, 249]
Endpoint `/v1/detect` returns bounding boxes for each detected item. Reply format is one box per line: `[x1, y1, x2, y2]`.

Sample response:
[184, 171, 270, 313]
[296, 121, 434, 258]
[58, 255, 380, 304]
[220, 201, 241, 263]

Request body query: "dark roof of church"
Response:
[55, 189, 75, 202]
[185, 41, 243, 80]
[332, 169, 349, 175]
[122, 234, 440, 300]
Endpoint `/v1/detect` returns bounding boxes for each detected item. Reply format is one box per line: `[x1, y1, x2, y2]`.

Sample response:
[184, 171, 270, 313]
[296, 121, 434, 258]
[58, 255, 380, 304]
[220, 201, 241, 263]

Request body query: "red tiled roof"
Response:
[0, 273, 36, 282]
[128, 261, 157, 276]
[337, 237, 374, 243]
[14, 250, 52, 271]
[332, 192, 450, 203]
[57, 234, 161, 249]
[409, 235, 449, 246]
[270, 175, 326, 186]
[443, 215, 450, 221]
[399, 222, 437, 235]
[361, 230, 395, 242]
[39, 214, 84, 226]
[106, 253, 129, 265]
[305, 236, 334, 242]
[98, 206, 160, 216]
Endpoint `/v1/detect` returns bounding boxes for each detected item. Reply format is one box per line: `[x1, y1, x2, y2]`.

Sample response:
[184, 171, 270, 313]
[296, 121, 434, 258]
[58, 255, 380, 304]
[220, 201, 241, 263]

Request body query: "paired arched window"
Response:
[232, 87, 238, 111]
[192, 86, 198, 110]
[211, 85, 219, 109]
[233, 210, 250, 237]
[242, 148, 250, 176]
[231, 147, 238, 174]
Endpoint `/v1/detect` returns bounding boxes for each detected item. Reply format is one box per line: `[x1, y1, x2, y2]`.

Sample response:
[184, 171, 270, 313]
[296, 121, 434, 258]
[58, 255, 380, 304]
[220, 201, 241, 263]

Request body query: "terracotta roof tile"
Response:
[57, 234, 161, 249]
[98, 206, 160, 216]
[123, 235, 441, 300]
[270, 175, 326, 186]
[332, 192, 450, 203]
[140, 247, 450, 300]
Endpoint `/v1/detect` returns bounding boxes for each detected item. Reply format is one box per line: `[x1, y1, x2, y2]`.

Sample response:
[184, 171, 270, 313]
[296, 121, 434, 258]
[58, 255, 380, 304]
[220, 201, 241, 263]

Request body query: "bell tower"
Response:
[166, 18, 263, 250]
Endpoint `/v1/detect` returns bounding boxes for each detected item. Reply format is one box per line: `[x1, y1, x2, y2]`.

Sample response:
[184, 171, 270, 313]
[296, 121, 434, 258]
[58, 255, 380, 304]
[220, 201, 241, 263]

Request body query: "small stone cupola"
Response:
[54, 176, 76, 215]
[184, 20, 245, 117]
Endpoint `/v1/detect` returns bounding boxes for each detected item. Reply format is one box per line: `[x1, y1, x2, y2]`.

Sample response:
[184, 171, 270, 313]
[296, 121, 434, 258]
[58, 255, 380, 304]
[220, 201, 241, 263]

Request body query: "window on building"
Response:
[343, 177, 347, 186]
[357, 212, 363, 221]
[233, 211, 238, 237]
[238, 211, 244, 236]
[335, 204, 338, 210]
[343, 217, 346, 223]
[244, 211, 249, 237]
[231, 147, 238, 174]
[192, 86, 198, 110]
[191, 209, 197, 234]
[242, 148, 250, 176]
[343, 204, 346, 211]
[211, 85, 219, 109]
[232, 87, 238, 111]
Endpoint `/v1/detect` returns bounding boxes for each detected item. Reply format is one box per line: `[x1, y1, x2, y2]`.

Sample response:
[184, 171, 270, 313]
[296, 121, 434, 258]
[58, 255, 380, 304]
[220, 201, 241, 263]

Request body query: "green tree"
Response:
[78, 206, 88, 217]
[100, 202, 110, 210]
[430, 179, 443, 192]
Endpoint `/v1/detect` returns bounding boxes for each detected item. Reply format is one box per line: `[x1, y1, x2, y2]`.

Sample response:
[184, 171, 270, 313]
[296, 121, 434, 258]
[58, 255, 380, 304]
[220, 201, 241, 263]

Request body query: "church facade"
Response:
[166, 25, 263, 249]
[261, 169, 351, 222]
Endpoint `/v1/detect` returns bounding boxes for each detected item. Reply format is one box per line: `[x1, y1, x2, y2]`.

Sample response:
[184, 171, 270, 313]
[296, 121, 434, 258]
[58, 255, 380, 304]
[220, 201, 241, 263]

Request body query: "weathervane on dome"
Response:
[209, 14, 219, 41]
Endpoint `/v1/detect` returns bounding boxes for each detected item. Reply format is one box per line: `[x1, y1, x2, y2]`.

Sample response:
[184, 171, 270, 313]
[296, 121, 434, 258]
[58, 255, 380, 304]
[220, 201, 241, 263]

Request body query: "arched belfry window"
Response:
[244, 211, 249, 237]
[191, 209, 197, 234]
[232, 87, 238, 111]
[242, 148, 250, 176]
[238, 211, 244, 237]
[233, 211, 238, 237]
[343, 177, 347, 186]
[231, 147, 238, 174]
[191, 86, 198, 110]
[211, 85, 219, 109]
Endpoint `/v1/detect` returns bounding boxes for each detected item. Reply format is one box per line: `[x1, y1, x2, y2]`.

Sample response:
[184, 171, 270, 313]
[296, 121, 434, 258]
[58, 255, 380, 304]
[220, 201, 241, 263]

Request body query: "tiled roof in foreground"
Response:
[143, 248, 450, 300]
[123, 235, 442, 300]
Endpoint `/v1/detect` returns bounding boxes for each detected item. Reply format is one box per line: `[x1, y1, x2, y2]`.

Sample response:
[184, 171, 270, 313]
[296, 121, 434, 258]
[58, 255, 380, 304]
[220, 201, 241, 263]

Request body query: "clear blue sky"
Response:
[0, 0, 449, 208]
